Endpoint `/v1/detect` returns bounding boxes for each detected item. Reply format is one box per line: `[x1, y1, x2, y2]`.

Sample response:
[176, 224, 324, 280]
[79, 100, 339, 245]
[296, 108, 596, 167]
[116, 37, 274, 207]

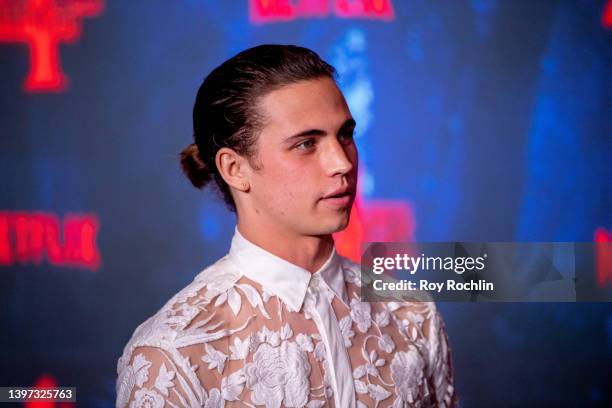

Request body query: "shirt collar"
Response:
[227, 227, 348, 312]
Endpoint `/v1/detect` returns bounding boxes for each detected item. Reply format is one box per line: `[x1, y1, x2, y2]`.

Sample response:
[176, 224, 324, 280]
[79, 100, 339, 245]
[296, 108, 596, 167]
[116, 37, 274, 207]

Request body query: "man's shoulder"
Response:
[117, 255, 241, 374]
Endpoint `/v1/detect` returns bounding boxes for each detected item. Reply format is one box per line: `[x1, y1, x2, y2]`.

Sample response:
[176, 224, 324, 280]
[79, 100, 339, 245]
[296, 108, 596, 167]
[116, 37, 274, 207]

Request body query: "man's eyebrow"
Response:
[283, 118, 356, 143]
[339, 118, 357, 132]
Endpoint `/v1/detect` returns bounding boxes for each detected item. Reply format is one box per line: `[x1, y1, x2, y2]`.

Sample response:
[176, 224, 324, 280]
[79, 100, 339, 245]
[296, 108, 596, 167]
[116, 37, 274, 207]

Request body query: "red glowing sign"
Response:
[334, 195, 414, 263]
[249, 0, 394, 24]
[603, 0, 612, 28]
[594, 227, 612, 288]
[0, 211, 100, 270]
[24, 374, 75, 408]
[0, 0, 104, 92]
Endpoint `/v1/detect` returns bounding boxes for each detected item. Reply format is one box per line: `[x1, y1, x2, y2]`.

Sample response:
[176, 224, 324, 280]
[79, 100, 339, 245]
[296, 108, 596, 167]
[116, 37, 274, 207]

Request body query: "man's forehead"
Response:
[258, 78, 351, 132]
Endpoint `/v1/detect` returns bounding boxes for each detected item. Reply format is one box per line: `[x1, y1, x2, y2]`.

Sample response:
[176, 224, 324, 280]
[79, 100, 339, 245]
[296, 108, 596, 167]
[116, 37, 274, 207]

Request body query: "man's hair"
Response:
[180, 44, 337, 212]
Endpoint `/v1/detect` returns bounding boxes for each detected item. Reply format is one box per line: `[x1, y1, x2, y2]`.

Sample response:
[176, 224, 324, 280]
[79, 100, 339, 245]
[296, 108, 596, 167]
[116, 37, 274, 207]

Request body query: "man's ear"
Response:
[215, 147, 251, 192]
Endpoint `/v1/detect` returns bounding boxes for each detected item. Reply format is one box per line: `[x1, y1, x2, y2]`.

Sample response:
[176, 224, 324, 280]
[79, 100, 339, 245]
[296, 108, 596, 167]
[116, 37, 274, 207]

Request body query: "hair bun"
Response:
[180, 143, 213, 188]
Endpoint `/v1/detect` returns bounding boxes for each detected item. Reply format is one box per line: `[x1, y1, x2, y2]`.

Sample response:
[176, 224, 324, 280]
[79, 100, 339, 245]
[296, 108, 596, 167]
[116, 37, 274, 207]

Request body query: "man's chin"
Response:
[320, 212, 351, 235]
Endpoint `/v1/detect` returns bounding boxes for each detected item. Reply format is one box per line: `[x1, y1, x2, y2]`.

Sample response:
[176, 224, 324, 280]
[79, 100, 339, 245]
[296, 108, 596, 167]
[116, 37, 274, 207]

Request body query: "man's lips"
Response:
[321, 186, 353, 200]
[320, 186, 354, 208]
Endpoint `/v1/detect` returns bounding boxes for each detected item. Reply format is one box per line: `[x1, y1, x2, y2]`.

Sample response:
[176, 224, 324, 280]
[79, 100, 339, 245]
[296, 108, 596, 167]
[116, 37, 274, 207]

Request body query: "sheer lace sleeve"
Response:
[386, 300, 458, 407]
[423, 305, 457, 407]
[118, 346, 194, 408]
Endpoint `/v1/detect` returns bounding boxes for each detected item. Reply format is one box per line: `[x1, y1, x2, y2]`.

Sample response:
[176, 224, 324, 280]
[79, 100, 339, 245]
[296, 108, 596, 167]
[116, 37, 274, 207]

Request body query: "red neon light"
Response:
[359, 199, 414, 242]
[603, 0, 612, 28]
[334, 0, 394, 20]
[249, 0, 295, 23]
[594, 227, 612, 288]
[24, 374, 75, 408]
[0, 211, 100, 270]
[0, 0, 104, 93]
[249, 0, 394, 24]
[334, 195, 414, 263]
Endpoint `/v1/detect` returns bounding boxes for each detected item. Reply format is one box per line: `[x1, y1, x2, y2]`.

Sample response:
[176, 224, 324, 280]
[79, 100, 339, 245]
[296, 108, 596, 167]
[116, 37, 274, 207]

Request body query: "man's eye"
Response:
[295, 139, 315, 150]
[339, 132, 355, 144]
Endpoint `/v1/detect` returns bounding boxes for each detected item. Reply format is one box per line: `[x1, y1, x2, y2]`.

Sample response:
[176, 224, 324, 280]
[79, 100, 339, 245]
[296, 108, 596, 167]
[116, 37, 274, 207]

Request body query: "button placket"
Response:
[308, 274, 356, 408]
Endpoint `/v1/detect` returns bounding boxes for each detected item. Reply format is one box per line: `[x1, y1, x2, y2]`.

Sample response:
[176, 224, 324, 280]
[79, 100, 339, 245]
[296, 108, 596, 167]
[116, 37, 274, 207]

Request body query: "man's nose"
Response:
[322, 139, 355, 176]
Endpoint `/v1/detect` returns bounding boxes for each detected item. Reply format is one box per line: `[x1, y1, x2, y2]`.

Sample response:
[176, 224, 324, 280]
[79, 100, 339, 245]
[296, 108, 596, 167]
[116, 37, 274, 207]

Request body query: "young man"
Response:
[116, 44, 456, 408]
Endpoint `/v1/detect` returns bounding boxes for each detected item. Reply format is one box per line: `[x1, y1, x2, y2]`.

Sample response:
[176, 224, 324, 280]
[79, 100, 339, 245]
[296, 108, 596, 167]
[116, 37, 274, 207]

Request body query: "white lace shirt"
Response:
[116, 228, 457, 408]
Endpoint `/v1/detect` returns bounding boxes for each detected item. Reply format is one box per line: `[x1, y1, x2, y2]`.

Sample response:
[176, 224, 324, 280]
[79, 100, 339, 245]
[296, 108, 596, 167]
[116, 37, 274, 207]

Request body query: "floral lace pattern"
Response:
[116, 232, 457, 408]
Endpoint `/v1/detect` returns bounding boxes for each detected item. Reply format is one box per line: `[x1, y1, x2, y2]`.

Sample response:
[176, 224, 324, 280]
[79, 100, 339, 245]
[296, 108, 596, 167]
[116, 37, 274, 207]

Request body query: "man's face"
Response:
[246, 77, 358, 237]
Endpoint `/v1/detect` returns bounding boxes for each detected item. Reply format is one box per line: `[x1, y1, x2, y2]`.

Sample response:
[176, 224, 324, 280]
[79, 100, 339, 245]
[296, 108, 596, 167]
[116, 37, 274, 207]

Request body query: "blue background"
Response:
[1, 0, 611, 406]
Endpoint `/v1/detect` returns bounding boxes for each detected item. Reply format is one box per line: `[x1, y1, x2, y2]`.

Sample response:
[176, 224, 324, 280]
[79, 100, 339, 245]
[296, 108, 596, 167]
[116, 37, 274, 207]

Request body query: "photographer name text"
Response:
[373, 279, 494, 293]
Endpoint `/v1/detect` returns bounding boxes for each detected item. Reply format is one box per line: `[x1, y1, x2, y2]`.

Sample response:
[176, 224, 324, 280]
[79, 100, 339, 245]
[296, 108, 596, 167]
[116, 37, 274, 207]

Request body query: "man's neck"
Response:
[236, 220, 334, 274]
